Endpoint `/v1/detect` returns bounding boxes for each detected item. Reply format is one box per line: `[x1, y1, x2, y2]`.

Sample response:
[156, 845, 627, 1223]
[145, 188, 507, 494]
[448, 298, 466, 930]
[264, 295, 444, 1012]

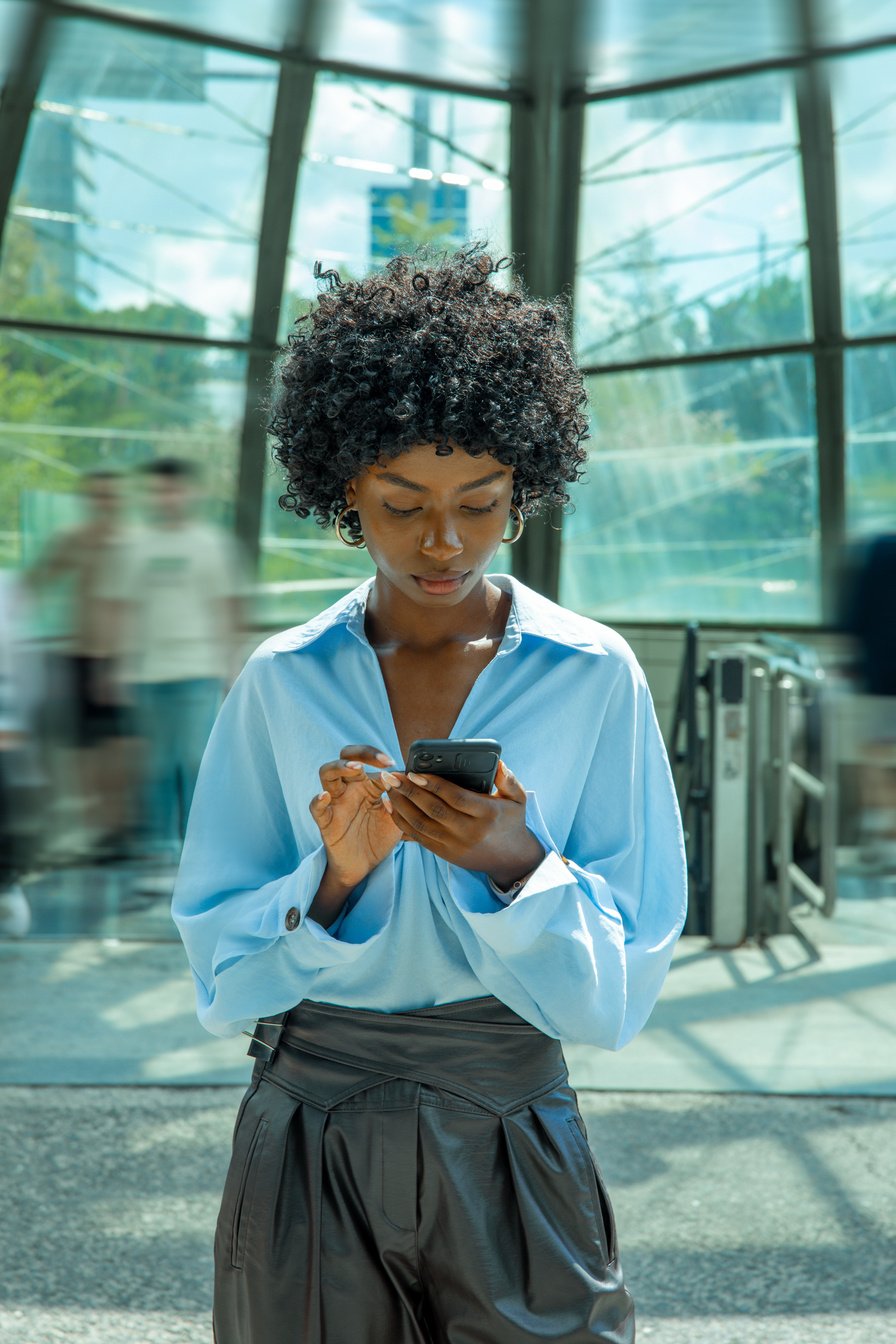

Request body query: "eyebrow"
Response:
[376, 469, 507, 494]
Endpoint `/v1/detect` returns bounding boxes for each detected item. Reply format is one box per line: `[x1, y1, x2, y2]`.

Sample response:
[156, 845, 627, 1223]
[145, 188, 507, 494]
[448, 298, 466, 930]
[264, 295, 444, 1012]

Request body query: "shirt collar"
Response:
[274, 573, 607, 656]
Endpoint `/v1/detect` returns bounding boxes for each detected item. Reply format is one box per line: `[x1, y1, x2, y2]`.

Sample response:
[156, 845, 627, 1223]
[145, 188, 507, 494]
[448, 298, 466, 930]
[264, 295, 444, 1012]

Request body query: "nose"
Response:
[419, 513, 463, 561]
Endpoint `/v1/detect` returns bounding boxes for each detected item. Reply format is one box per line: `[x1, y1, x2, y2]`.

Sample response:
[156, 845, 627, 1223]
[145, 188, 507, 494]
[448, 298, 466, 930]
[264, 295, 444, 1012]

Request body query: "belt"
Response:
[244, 996, 568, 1117]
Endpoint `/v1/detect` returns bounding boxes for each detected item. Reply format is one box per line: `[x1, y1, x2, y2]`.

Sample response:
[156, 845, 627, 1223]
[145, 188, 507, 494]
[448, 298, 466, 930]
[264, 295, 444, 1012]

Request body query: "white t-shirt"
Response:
[105, 522, 242, 683]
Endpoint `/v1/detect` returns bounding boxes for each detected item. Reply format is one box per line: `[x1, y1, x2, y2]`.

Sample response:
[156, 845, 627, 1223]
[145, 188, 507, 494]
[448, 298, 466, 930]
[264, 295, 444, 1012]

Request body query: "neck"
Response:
[365, 574, 507, 653]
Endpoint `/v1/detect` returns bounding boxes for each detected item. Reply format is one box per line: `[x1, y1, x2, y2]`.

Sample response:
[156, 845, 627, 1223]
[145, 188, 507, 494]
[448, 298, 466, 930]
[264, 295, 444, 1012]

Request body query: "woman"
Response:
[173, 246, 687, 1344]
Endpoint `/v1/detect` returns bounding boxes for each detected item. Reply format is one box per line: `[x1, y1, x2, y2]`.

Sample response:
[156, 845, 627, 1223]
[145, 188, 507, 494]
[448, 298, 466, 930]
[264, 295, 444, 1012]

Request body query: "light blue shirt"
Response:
[172, 575, 687, 1048]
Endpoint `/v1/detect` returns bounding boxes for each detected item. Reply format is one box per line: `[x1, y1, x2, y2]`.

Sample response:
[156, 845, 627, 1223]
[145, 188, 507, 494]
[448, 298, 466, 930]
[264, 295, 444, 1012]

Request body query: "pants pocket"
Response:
[566, 1114, 618, 1265]
[227, 1115, 269, 1270]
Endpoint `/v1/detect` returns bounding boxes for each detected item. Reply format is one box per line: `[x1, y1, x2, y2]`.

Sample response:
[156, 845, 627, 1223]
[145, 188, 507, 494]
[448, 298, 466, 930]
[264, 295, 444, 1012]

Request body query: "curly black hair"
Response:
[269, 243, 589, 541]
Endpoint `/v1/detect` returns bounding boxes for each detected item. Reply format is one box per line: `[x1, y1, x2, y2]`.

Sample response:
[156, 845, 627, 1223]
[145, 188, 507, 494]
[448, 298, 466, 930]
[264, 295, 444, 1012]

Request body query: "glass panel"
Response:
[833, 50, 896, 339]
[817, 0, 896, 47]
[0, 18, 276, 339]
[280, 74, 510, 341]
[57, 0, 296, 49]
[584, 0, 799, 92]
[560, 356, 820, 623]
[0, 1, 30, 95]
[846, 346, 896, 536]
[576, 74, 809, 366]
[318, 0, 520, 90]
[257, 468, 375, 630]
[0, 327, 245, 572]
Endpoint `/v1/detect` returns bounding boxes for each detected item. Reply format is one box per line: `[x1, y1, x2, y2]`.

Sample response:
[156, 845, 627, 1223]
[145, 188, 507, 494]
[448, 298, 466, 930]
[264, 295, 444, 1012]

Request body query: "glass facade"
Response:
[562, 357, 818, 622]
[577, 73, 809, 366]
[1, 0, 894, 625]
[4, 21, 277, 339]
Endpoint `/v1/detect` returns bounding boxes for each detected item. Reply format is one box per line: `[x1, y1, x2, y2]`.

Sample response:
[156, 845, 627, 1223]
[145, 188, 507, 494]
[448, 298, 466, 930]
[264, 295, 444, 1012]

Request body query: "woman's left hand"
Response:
[382, 759, 545, 890]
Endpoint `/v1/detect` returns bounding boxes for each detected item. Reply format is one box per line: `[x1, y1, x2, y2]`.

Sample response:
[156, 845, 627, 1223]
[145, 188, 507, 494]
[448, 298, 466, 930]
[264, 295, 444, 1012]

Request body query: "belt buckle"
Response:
[241, 1014, 286, 1062]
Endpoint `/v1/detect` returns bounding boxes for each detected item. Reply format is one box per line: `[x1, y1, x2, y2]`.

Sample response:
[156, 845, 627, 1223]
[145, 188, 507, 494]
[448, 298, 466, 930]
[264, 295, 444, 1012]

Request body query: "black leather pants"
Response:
[213, 997, 635, 1344]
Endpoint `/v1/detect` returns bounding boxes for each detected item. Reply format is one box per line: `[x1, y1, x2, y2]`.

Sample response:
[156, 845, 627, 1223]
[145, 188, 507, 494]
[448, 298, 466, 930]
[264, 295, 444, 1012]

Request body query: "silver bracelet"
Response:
[487, 871, 533, 900]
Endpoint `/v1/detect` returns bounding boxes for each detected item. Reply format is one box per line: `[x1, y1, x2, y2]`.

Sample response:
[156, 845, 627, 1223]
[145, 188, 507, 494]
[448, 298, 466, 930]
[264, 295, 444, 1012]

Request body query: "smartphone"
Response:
[405, 738, 501, 794]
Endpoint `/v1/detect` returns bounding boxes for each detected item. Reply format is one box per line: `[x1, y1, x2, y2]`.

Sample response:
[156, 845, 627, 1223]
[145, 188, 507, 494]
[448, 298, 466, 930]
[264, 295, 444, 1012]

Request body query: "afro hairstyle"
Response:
[269, 244, 589, 542]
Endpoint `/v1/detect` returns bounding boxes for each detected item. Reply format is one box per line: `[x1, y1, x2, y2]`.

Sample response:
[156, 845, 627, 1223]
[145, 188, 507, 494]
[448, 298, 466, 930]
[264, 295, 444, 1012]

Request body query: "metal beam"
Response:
[234, 6, 323, 571]
[0, 1, 52, 259]
[45, 1, 523, 104]
[509, 0, 587, 600]
[795, 0, 846, 624]
[0, 312, 265, 352]
[579, 30, 896, 106]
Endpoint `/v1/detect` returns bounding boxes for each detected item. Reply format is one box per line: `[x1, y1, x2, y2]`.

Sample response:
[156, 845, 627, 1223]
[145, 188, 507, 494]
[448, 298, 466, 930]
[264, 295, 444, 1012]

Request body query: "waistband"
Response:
[247, 996, 568, 1116]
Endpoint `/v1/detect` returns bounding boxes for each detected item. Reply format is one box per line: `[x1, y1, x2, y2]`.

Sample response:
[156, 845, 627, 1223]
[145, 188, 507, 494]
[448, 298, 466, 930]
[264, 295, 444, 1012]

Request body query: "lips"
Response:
[413, 571, 470, 593]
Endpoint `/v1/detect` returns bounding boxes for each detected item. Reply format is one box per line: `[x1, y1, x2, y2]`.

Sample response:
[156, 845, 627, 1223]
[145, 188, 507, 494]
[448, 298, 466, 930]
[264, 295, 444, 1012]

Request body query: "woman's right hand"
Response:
[309, 745, 402, 891]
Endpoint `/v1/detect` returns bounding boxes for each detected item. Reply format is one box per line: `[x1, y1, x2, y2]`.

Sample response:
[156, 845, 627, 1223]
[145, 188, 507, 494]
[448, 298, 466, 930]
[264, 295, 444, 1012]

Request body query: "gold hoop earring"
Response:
[502, 504, 525, 545]
[335, 506, 366, 548]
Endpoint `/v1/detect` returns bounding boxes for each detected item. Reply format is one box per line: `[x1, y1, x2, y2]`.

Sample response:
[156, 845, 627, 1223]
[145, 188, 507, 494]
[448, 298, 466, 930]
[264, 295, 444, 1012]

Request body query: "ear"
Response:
[344, 481, 357, 509]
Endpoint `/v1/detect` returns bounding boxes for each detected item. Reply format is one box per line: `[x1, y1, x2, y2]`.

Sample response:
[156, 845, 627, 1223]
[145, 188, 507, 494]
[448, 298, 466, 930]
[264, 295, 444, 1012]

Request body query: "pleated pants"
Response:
[212, 996, 635, 1344]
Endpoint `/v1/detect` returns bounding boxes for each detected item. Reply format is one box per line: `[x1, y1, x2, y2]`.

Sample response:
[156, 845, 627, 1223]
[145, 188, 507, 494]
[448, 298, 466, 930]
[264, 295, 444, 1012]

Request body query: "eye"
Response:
[382, 501, 422, 517]
[462, 500, 499, 515]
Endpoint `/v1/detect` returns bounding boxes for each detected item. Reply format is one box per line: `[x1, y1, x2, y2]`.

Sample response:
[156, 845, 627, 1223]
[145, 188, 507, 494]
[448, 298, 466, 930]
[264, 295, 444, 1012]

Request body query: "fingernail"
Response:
[381, 795, 393, 815]
[346, 761, 366, 771]
[407, 772, 428, 787]
[380, 771, 401, 788]
[375, 752, 394, 765]
[318, 791, 330, 802]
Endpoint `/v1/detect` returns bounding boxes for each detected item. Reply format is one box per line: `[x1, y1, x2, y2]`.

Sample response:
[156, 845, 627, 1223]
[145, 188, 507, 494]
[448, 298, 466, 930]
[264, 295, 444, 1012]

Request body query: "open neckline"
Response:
[358, 576, 521, 767]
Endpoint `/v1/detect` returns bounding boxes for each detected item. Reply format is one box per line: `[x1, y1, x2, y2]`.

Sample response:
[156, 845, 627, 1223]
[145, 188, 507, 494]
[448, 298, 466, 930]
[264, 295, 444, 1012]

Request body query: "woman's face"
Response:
[345, 441, 514, 606]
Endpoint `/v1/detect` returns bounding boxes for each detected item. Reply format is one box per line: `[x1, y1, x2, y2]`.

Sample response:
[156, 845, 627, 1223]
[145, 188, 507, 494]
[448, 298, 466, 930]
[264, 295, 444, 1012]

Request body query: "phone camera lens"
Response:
[418, 751, 433, 763]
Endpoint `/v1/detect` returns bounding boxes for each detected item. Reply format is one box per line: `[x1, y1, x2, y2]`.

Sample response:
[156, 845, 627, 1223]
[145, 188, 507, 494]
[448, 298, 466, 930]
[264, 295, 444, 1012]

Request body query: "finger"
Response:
[394, 770, 484, 818]
[308, 789, 333, 827]
[318, 759, 364, 798]
[493, 759, 527, 804]
[339, 744, 395, 767]
[387, 790, 447, 842]
[319, 758, 386, 795]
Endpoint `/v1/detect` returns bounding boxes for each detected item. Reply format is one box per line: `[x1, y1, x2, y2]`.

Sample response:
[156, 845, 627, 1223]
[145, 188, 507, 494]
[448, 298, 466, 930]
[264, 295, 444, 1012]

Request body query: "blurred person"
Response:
[173, 248, 687, 1344]
[104, 457, 246, 887]
[840, 530, 896, 872]
[25, 470, 134, 860]
[0, 570, 37, 937]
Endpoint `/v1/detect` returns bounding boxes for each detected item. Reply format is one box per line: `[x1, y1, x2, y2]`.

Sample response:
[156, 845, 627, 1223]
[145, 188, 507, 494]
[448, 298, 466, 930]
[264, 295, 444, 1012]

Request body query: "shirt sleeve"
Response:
[442, 656, 687, 1050]
[171, 653, 394, 1037]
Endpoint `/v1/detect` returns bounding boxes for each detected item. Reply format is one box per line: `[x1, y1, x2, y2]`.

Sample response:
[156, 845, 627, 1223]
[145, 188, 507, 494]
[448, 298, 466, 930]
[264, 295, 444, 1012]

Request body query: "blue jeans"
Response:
[136, 679, 222, 857]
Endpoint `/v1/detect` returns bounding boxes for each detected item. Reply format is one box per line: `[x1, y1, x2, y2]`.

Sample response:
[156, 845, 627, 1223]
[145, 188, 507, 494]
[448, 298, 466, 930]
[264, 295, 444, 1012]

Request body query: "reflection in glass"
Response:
[576, 74, 809, 366]
[59, 0, 296, 49]
[280, 75, 510, 336]
[317, 0, 521, 90]
[584, 0, 799, 92]
[561, 357, 819, 622]
[833, 51, 896, 340]
[846, 346, 896, 536]
[0, 17, 276, 339]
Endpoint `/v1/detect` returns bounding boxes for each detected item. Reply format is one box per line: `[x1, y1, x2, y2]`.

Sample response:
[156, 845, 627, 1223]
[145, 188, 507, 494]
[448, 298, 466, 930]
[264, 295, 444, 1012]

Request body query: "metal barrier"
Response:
[746, 651, 838, 946]
[673, 631, 837, 947]
[768, 661, 837, 931]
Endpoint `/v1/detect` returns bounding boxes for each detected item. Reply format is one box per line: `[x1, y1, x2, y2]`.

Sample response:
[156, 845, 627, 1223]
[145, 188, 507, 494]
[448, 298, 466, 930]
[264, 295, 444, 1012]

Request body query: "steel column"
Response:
[234, 7, 323, 569]
[0, 1, 52, 260]
[796, 0, 846, 624]
[508, 0, 586, 599]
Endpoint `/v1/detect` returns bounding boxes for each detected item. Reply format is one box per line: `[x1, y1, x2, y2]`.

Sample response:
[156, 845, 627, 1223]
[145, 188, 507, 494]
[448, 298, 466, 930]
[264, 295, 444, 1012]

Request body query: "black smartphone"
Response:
[405, 738, 501, 794]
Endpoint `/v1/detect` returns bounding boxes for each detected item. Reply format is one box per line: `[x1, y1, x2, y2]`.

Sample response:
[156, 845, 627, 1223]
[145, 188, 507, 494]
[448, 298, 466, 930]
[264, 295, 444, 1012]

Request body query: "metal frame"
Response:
[234, 3, 324, 567]
[0, 1, 52, 259]
[509, 0, 587, 598]
[795, 0, 846, 626]
[45, 0, 525, 104]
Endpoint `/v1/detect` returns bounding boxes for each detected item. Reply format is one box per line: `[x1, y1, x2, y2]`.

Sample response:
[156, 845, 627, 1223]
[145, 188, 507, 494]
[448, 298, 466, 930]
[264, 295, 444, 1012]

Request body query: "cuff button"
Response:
[284, 907, 300, 931]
